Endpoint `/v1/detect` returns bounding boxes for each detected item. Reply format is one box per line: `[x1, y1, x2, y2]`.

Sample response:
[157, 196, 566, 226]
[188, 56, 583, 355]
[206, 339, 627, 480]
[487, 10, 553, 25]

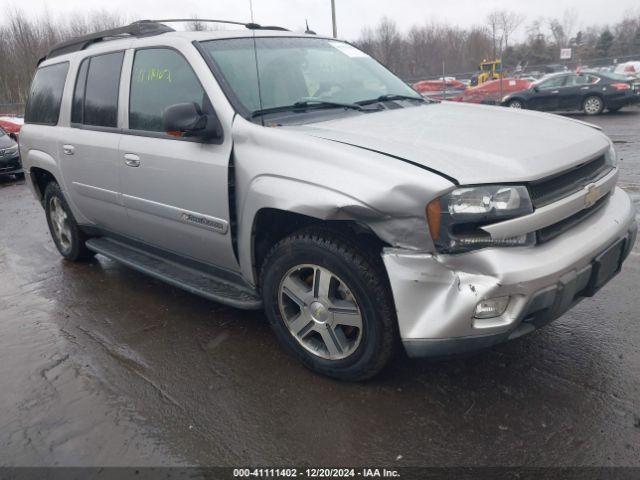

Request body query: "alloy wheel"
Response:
[49, 196, 72, 253]
[584, 97, 603, 115]
[278, 264, 363, 360]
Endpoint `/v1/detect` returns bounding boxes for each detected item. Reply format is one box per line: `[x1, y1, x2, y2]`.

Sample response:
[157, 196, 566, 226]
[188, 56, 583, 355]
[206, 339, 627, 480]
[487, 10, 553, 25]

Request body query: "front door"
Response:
[119, 47, 236, 270]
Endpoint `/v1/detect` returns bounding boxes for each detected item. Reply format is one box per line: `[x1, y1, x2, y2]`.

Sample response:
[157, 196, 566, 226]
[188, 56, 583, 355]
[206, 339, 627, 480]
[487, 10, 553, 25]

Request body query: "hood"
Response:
[288, 102, 610, 184]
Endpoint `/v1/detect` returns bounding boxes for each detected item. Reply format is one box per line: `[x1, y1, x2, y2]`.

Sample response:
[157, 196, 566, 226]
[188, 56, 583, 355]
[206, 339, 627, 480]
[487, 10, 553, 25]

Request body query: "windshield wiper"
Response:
[251, 98, 374, 118]
[357, 94, 425, 106]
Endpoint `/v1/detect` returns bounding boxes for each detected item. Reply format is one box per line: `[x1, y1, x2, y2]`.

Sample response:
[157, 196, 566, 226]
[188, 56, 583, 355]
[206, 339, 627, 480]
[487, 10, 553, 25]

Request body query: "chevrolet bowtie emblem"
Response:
[584, 183, 600, 208]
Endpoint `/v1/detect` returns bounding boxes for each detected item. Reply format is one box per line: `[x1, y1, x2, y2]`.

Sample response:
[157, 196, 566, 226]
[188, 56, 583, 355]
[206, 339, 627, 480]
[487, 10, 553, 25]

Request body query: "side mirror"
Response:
[9, 133, 18, 142]
[532, 86, 540, 92]
[163, 102, 222, 141]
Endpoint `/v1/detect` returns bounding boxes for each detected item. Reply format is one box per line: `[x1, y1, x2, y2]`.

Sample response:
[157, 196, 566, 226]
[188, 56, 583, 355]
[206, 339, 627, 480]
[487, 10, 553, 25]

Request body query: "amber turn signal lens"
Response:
[426, 198, 441, 241]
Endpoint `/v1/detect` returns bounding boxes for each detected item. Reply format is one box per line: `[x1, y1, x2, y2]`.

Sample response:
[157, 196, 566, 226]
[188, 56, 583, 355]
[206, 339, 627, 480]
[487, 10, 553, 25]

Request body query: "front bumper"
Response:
[382, 187, 637, 358]
[0, 153, 22, 176]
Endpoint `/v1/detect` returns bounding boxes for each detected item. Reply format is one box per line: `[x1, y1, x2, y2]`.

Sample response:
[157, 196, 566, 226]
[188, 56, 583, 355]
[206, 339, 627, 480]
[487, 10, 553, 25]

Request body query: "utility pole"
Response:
[331, 0, 337, 38]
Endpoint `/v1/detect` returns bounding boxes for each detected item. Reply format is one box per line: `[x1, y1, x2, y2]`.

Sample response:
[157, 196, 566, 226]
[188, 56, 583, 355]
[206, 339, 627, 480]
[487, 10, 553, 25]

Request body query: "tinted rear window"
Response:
[25, 62, 69, 125]
[83, 52, 124, 128]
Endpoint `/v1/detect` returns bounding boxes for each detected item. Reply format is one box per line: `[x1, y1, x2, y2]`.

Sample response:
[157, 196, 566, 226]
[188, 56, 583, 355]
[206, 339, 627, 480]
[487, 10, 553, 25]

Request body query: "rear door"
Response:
[58, 51, 127, 233]
[118, 47, 237, 270]
[559, 74, 598, 110]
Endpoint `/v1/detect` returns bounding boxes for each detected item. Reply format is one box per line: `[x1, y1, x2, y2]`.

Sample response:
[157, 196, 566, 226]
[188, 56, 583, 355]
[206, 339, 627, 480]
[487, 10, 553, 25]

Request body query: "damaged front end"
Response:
[383, 188, 637, 358]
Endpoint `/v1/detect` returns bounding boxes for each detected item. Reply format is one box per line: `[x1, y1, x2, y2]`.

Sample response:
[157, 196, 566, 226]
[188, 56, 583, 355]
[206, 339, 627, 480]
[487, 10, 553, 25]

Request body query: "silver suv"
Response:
[20, 21, 637, 380]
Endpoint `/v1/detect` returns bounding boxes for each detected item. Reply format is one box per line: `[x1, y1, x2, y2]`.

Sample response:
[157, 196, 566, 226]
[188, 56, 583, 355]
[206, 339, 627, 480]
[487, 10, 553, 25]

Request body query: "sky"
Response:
[4, 0, 640, 41]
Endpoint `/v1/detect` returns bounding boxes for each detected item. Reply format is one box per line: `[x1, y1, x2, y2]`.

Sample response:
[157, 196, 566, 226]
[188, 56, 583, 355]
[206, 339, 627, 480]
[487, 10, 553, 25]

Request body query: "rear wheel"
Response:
[583, 96, 604, 115]
[508, 99, 525, 109]
[260, 227, 397, 381]
[44, 182, 94, 261]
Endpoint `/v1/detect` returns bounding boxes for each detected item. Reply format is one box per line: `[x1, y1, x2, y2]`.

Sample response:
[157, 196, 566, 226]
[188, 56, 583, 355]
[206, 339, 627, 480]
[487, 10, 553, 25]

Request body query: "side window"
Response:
[72, 51, 124, 128]
[24, 62, 69, 125]
[538, 76, 566, 90]
[567, 74, 593, 86]
[129, 48, 209, 132]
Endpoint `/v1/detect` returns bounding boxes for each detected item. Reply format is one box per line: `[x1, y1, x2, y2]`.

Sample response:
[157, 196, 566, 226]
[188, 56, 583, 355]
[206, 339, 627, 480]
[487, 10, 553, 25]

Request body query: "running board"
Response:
[86, 237, 262, 310]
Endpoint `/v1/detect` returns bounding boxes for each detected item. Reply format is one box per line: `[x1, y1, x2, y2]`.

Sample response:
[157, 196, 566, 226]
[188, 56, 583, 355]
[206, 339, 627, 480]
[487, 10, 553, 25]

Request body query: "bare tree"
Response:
[187, 15, 208, 32]
[486, 10, 503, 59]
[499, 10, 525, 52]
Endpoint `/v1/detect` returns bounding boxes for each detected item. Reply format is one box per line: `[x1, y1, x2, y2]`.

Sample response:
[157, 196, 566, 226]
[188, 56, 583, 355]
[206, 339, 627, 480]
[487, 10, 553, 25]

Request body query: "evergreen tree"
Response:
[595, 29, 614, 58]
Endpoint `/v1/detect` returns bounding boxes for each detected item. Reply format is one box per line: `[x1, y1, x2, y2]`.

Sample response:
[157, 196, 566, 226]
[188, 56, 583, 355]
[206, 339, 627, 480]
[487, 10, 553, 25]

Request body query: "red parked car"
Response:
[450, 78, 532, 105]
[0, 116, 23, 136]
[412, 79, 467, 100]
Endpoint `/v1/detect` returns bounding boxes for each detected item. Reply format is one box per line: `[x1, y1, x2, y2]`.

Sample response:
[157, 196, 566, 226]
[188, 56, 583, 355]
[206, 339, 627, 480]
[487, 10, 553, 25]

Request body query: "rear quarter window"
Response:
[24, 62, 69, 125]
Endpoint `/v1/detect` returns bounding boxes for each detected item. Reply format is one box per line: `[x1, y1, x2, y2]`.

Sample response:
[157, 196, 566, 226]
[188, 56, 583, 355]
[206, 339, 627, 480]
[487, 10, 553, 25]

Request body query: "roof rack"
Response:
[41, 21, 174, 63]
[40, 19, 290, 64]
[150, 18, 290, 31]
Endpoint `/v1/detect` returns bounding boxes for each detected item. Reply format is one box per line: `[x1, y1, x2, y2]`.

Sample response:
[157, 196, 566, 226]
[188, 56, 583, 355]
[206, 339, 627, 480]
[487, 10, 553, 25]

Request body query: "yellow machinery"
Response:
[471, 60, 503, 86]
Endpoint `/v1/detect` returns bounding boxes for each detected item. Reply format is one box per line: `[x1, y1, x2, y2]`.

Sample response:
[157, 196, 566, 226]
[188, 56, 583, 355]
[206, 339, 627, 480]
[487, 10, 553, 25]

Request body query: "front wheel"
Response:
[44, 182, 94, 261]
[260, 227, 397, 381]
[583, 96, 604, 115]
[508, 99, 525, 109]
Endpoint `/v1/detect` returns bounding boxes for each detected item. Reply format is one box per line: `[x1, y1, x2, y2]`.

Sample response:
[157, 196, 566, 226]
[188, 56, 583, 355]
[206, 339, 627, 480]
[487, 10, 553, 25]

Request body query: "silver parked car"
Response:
[20, 21, 637, 380]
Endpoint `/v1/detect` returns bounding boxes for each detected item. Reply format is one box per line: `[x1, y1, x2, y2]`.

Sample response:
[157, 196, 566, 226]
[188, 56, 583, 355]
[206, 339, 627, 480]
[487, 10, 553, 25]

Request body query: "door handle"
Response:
[551, 90, 560, 94]
[62, 144, 75, 155]
[124, 153, 141, 167]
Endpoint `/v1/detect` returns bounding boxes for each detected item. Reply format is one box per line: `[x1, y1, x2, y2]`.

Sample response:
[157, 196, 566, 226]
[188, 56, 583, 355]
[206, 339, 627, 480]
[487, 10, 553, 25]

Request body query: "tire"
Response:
[583, 95, 604, 115]
[44, 182, 94, 261]
[260, 227, 397, 381]
[508, 99, 525, 109]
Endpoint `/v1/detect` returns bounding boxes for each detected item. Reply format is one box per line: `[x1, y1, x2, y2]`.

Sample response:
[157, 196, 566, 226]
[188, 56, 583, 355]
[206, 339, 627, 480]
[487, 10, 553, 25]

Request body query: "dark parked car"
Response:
[0, 126, 23, 179]
[502, 72, 640, 115]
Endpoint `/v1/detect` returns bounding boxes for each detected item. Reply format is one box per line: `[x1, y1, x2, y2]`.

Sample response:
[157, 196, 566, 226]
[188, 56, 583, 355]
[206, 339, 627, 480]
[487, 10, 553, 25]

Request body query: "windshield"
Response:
[200, 37, 421, 118]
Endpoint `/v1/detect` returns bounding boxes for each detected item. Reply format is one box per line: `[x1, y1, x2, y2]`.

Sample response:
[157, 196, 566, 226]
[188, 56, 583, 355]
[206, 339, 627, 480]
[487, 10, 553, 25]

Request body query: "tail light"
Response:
[611, 83, 631, 91]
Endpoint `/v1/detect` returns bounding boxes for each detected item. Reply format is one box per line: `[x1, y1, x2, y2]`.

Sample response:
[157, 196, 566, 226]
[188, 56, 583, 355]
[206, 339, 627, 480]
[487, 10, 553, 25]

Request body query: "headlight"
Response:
[502, 95, 511, 103]
[427, 185, 535, 253]
[6, 144, 19, 154]
[607, 142, 617, 167]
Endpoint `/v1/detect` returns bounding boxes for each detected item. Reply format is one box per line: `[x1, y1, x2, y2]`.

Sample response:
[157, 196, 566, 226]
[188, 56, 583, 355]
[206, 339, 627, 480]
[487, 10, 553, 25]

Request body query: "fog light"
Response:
[474, 296, 510, 319]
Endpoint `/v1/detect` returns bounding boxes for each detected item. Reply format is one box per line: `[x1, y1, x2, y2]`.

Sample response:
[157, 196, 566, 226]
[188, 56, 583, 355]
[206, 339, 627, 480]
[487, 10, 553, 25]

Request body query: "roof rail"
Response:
[149, 18, 290, 31]
[40, 20, 174, 64]
[39, 19, 290, 64]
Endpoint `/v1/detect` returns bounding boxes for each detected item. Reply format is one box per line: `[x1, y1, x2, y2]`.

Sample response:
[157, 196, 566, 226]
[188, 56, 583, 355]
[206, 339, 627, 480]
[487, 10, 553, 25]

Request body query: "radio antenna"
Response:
[249, 0, 255, 23]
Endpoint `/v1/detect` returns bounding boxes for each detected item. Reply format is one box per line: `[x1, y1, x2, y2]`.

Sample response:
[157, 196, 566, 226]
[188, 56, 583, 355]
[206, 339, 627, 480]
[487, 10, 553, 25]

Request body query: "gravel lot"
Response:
[1, 108, 639, 468]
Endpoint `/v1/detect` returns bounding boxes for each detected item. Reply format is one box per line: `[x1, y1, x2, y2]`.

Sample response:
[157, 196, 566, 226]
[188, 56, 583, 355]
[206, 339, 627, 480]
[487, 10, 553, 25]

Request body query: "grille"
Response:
[0, 158, 20, 173]
[537, 193, 610, 244]
[529, 155, 612, 208]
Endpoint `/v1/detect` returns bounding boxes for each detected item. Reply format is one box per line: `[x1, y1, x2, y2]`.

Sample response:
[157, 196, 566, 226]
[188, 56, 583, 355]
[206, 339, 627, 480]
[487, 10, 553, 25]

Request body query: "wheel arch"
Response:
[582, 93, 605, 112]
[508, 97, 527, 107]
[30, 167, 59, 204]
[237, 175, 391, 287]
